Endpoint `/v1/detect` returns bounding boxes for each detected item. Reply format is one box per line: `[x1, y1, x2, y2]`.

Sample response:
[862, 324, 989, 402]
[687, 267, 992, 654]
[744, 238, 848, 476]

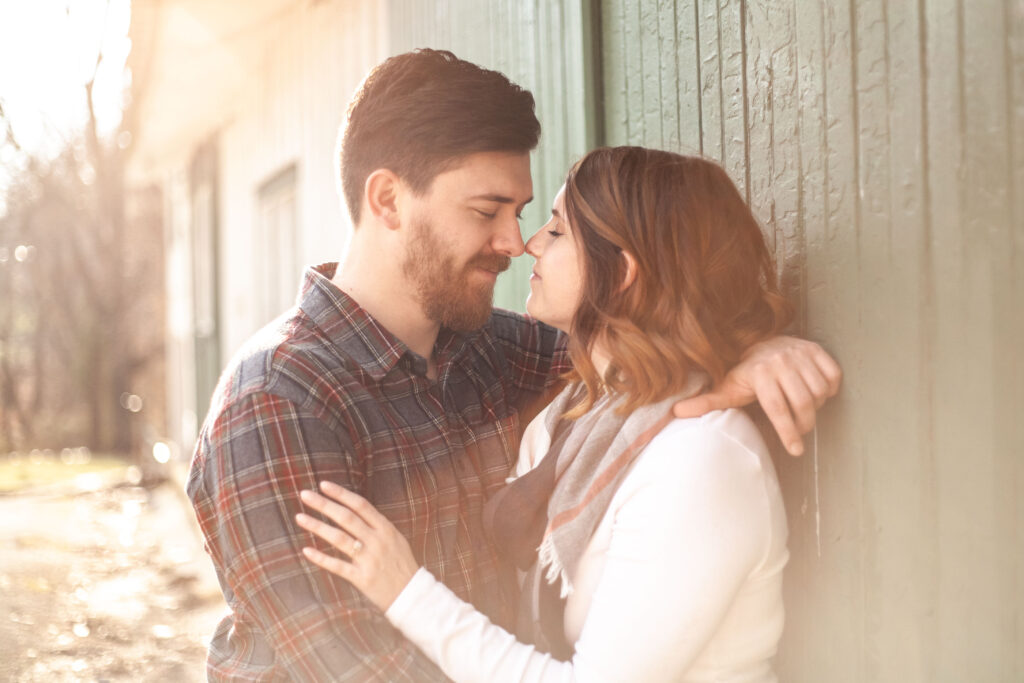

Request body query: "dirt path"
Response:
[0, 469, 225, 681]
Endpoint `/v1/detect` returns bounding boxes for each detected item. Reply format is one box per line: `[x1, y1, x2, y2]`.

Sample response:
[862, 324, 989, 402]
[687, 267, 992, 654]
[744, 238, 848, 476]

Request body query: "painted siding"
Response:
[217, 0, 387, 357]
[602, 1, 1024, 680]
[148, 1, 387, 451]
[387, 0, 600, 311]
[163, 166, 198, 452]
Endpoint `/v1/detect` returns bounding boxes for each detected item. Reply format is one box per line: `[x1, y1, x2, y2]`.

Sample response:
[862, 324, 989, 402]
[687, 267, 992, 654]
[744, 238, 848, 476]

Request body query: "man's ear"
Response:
[364, 169, 401, 230]
[619, 250, 638, 292]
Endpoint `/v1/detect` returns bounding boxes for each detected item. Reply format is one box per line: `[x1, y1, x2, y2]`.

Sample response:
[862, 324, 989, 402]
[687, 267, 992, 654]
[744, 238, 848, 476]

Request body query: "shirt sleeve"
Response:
[383, 422, 776, 683]
[188, 390, 448, 682]
[488, 309, 570, 410]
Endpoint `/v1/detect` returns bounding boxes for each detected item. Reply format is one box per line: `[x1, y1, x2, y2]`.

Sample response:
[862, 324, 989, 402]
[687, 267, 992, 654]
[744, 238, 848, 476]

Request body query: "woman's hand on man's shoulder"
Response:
[671, 336, 842, 456]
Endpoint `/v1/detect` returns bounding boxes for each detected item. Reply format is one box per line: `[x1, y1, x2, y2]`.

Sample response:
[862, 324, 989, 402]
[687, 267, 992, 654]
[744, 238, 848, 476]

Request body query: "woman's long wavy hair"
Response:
[562, 146, 792, 418]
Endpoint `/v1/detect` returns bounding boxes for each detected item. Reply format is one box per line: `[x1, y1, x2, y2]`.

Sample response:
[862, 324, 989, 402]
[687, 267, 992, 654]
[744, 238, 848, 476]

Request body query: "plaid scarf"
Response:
[484, 373, 707, 657]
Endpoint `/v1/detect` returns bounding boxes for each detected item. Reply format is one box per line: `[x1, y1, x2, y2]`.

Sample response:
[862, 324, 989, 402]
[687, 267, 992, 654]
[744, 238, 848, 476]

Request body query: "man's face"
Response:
[400, 151, 533, 331]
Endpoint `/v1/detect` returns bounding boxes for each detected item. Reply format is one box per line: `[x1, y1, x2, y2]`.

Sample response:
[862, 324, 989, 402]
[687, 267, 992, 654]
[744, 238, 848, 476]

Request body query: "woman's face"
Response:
[524, 185, 584, 334]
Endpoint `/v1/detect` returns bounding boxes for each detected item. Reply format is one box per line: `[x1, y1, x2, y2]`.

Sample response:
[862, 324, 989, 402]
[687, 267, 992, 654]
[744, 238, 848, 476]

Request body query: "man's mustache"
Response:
[468, 254, 512, 273]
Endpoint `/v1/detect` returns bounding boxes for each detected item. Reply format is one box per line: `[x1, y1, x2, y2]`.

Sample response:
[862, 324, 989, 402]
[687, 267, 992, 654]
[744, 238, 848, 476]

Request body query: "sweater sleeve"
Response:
[384, 417, 778, 683]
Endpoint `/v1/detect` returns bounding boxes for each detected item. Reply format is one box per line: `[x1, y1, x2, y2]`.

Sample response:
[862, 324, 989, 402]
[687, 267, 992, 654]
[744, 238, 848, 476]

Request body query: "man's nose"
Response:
[492, 215, 526, 257]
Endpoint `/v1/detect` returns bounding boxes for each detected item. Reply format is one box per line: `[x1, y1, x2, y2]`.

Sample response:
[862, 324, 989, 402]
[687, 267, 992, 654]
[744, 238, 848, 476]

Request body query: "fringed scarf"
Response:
[484, 373, 707, 658]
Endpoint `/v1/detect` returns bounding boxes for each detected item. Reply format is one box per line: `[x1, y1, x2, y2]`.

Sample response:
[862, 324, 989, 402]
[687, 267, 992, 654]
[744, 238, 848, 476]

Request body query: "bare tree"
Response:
[0, 45, 165, 455]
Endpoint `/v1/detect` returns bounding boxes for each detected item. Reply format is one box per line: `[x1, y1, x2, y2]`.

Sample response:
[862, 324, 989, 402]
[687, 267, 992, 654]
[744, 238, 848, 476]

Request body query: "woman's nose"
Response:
[525, 229, 544, 258]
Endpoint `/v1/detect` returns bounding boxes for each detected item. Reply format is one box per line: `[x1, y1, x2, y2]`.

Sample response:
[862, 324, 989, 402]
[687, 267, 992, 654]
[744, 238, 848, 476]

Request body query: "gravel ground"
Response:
[0, 465, 225, 682]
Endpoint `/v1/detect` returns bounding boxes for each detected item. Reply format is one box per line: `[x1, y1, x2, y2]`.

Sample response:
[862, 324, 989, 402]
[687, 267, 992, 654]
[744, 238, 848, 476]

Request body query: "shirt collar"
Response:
[297, 263, 474, 381]
[298, 263, 408, 381]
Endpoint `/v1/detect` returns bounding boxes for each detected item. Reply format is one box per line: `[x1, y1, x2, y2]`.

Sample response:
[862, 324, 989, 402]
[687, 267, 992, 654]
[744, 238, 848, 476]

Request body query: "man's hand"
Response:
[673, 336, 842, 456]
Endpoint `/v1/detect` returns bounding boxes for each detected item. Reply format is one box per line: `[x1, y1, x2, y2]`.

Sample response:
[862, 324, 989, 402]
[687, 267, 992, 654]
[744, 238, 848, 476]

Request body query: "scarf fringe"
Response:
[538, 534, 574, 598]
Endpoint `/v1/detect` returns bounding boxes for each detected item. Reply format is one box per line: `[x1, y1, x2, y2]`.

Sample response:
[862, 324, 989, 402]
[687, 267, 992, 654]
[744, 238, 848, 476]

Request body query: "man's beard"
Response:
[402, 217, 512, 332]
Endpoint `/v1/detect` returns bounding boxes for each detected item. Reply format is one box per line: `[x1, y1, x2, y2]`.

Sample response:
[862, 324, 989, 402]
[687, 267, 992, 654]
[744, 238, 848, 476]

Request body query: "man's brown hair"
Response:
[338, 49, 541, 224]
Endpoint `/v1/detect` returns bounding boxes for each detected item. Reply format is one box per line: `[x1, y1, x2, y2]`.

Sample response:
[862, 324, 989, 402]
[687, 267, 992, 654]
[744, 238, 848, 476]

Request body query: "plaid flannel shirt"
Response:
[187, 263, 567, 681]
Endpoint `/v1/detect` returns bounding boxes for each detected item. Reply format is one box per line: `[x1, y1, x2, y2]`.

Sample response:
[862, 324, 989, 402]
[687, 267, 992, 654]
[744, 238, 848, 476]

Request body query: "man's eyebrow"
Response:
[468, 194, 534, 206]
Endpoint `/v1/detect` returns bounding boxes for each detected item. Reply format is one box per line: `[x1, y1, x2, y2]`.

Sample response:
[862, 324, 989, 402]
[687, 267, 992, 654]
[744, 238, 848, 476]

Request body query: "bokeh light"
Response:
[151, 442, 170, 465]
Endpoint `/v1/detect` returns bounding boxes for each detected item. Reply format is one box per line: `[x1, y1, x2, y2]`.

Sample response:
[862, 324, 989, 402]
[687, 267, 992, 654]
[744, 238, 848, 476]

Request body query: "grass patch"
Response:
[0, 454, 128, 493]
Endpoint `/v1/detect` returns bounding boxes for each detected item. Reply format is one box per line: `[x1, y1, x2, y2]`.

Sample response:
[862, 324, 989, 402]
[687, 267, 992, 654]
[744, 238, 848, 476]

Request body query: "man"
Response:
[187, 49, 840, 681]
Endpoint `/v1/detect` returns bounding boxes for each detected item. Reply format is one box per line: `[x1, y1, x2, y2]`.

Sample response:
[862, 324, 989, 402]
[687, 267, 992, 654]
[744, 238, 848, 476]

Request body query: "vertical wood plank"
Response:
[991, 1, 1024, 674]
[1007, 5, 1024, 675]
[623, 0, 646, 143]
[640, 1, 664, 144]
[765, 2, 801, 302]
[565, 0, 601, 152]
[601, 0, 628, 146]
[875, 1, 929, 679]
[776, 0, 825, 676]
[742, 0, 775, 251]
[923, 0, 968, 674]
[673, 0, 703, 151]
[849, 1, 895, 678]
[655, 0, 682, 152]
[960, 0, 1012, 677]
[696, 0, 722, 160]
[802, 1, 865, 678]
[718, 0, 748, 199]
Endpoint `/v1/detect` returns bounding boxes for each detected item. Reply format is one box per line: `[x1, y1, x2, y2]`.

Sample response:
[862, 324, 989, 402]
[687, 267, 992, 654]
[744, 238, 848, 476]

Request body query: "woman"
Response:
[297, 147, 793, 682]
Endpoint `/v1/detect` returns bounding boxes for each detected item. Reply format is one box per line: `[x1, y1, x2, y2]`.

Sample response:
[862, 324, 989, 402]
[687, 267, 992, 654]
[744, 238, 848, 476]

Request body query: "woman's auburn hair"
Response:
[562, 146, 793, 418]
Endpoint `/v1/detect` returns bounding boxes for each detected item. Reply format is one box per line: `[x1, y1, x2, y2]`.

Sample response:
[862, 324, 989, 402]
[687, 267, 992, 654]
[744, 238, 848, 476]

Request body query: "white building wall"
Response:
[163, 164, 198, 453]
[217, 0, 388, 360]
[141, 0, 389, 456]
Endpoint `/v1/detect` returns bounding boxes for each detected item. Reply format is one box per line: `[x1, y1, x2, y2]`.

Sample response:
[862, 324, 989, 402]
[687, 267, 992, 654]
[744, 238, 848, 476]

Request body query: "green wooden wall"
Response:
[387, 0, 1023, 679]
[600, 0, 1023, 680]
[386, 0, 600, 311]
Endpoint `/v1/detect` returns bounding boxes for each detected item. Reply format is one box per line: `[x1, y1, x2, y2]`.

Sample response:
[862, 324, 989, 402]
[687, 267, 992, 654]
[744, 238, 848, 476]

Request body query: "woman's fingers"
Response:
[318, 481, 389, 529]
[295, 512, 363, 557]
[797, 361, 831, 410]
[671, 382, 741, 419]
[297, 484, 423, 611]
[302, 546, 357, 581]
[299, 489, 374, 540]
[811, 344, 843, 398]
[752, 374, 804, 456]
[775, 365, 817, 434]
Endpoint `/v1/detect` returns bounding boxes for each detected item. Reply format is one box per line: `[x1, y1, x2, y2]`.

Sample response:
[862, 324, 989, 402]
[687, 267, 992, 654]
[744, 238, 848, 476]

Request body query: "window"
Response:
[257, 165, 300, 323]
